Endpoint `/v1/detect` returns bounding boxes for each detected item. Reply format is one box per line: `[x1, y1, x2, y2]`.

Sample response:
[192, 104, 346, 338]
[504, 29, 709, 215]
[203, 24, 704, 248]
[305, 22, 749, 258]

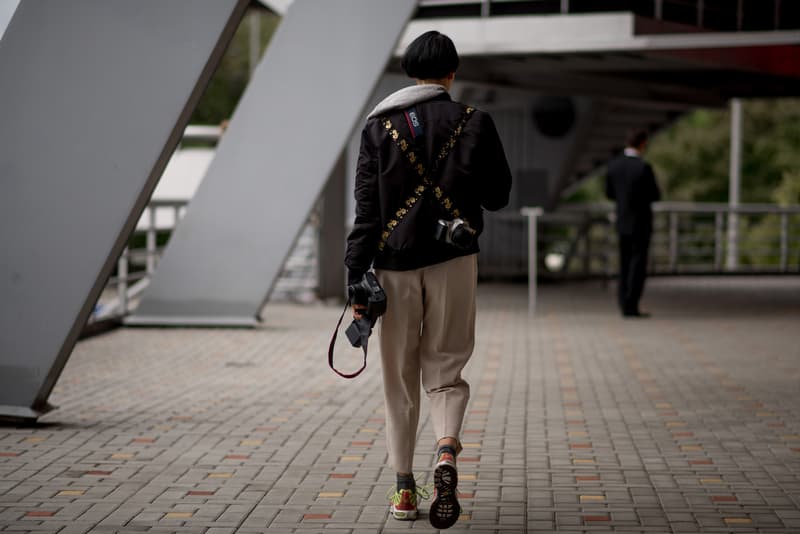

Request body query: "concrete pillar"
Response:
[0, 0, 248, 419]
[317, 152, 347, 301]
[0, 0, 19, 40]
[129, 0, 417, 327]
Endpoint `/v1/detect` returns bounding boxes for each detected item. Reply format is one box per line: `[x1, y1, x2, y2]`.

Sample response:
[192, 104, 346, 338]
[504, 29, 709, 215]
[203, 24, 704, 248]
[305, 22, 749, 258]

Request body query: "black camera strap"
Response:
[328, 298, 369, 379]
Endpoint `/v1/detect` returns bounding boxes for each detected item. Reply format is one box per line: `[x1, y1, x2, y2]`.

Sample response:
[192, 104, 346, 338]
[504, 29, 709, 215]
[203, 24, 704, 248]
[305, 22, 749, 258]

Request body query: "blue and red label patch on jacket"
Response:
[404, 107, 424, 139]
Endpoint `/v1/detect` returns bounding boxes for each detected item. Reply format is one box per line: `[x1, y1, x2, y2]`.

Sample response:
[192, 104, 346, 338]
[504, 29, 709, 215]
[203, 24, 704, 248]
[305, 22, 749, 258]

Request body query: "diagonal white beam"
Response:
[130, 0, 418, 327]
[0, 0, 19, 40]
[0, 0, 249, 419]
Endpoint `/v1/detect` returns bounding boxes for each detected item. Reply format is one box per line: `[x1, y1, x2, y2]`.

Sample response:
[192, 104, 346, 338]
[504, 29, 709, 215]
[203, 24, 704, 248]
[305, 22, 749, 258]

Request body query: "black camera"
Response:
[345, 272, 386, 348]
[434, 218, 476, 250]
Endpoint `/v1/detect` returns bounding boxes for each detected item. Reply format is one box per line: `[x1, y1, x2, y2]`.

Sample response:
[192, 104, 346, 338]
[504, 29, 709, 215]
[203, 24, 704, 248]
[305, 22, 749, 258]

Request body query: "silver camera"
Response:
[434, 218, 476, 250]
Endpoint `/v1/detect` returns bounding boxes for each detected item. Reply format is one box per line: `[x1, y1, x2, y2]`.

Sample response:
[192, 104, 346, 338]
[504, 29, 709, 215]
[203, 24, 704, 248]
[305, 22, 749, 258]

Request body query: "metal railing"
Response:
[93, 199, 321, 322]
[96, 200, 798, 321]
[516, 202, 800, 314]
[514, 202, 800, 283]
[92, 200, 187, 321]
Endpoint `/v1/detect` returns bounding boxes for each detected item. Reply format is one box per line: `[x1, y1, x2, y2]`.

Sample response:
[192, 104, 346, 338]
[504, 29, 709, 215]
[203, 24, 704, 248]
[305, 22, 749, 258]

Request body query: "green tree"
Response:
[190, 10, 281, 125]
[566, 99, 800, 268]
[568, 98, 800, 205]
[647, 98, 800, 203]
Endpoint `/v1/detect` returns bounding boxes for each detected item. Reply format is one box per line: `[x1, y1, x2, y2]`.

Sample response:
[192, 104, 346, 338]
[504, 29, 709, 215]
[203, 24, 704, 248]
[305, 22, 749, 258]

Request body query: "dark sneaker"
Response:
[429, 452, 460, 529]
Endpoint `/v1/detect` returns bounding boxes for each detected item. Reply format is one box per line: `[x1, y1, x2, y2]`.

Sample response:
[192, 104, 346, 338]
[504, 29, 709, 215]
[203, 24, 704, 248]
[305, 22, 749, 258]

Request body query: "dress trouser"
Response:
[618, 233, 651, 314]
[375, 254, 477, 474]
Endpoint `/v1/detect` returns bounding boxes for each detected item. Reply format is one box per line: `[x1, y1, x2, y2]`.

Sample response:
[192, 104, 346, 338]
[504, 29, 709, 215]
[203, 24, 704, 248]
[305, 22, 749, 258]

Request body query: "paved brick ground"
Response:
[1, 276, 799, 533]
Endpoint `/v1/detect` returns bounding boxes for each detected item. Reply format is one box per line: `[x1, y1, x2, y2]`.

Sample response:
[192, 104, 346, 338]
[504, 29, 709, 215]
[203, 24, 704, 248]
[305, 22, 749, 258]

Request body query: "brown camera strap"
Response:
[328, 298, 369, 379]
[378, 106, 475, 251]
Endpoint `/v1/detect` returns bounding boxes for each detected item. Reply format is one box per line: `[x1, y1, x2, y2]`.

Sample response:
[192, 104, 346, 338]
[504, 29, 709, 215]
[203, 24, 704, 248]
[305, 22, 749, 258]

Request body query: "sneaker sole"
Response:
[430, 463, 460, 529]
[391, 506, 418, 520]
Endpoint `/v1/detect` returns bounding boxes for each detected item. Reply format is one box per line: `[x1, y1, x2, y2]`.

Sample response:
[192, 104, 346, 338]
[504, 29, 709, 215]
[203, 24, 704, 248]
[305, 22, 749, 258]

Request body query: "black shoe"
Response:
[429, 452, 460, 529]
[622, 310, 650, 318]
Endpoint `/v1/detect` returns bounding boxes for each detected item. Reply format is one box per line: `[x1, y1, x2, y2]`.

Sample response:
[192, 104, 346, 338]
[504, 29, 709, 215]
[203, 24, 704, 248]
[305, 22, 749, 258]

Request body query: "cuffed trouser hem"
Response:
[376, 254, 477, 474]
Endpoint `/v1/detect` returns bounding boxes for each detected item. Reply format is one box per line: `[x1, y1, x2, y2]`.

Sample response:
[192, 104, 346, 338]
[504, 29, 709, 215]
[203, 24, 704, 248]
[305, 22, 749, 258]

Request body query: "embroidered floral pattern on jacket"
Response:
[378, 107, 475, 250]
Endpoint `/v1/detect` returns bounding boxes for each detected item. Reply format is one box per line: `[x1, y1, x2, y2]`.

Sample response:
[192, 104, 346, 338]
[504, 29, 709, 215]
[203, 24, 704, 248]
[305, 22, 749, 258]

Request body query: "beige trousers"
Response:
[375, 254, 477, 474]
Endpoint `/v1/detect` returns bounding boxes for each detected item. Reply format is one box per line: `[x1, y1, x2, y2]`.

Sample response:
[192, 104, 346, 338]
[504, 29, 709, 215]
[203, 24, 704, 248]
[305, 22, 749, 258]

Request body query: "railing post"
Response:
[146, 206, 157, 274]
[605, 211, 614, 287]
[583, 229, 592, 276]
[727, 98, 742, 271]
[561, 0, 569, 14]
[727, 209, 740, 271]
[669, 211, 679, 273]
[780, 212, 789, 272]
[655, 0, 663, 20]
[481, 0, 490, 17]
[714, 210, 724, 271]
[522, 207, 543, 316]
[117, 247, 129, 315]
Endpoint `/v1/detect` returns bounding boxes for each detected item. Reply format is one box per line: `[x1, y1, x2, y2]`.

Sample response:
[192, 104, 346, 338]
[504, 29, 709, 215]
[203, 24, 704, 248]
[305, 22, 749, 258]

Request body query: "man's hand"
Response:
[352, 304, 367, 320]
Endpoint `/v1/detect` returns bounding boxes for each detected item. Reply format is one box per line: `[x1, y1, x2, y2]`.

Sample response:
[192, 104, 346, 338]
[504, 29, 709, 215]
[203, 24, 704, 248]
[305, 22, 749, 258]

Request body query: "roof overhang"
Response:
[396, 14, 800, 106]
[401, 13, 800, 55]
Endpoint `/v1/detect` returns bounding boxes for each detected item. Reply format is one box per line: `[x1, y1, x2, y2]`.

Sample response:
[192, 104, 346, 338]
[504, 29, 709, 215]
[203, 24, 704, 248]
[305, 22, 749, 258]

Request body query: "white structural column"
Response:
[130, 0, 417, 326]
[727, 98, 743, 271]
[0, 0, 19, 39]
[0, 0, 248, 420]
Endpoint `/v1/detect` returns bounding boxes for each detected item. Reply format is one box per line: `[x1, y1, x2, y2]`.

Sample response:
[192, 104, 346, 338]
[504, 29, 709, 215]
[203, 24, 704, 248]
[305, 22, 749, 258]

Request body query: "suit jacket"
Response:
[605, 153, 661, 237]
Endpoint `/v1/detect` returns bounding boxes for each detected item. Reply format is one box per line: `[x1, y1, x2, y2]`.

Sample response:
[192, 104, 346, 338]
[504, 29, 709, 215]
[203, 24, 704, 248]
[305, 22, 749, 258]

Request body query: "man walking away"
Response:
[606, 130, 662, 317]
[345, 31, 512, 528]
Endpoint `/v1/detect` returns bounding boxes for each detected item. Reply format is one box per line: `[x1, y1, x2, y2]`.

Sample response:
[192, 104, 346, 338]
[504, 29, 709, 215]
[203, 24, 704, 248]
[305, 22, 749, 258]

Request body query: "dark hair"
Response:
[401, 31, 459, 80]
[627, 129, 649, 148]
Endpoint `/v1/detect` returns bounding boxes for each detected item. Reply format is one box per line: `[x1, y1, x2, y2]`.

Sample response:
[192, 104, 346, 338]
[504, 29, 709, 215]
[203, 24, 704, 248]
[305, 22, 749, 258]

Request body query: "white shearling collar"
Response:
[367, 84, 447, 119]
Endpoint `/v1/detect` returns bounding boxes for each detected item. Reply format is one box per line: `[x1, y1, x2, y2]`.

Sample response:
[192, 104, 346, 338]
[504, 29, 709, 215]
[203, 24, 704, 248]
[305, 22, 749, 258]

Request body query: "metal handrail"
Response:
[92, 200, 189, 322]
[557, 201, 800, 215]
[519, 202, 800, 312]
[528, 202, 800, 272]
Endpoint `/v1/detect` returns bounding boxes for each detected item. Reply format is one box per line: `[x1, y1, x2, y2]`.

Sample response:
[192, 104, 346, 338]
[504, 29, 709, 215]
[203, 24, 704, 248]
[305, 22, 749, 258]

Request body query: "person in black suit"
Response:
[606, 130, 662, 317]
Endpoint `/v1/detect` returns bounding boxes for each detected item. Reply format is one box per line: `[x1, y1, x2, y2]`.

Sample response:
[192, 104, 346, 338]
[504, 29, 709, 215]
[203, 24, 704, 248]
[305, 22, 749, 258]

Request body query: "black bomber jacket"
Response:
[345, 85, 512, 285]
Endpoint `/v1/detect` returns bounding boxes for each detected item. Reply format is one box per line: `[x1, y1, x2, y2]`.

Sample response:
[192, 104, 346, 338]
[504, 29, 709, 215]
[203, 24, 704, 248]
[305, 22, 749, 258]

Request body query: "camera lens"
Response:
[451, 226, 473, 249]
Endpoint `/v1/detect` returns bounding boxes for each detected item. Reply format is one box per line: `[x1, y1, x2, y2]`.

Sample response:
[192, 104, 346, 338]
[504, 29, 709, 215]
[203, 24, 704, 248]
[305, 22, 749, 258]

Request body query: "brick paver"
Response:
[1, 276, 799, 533]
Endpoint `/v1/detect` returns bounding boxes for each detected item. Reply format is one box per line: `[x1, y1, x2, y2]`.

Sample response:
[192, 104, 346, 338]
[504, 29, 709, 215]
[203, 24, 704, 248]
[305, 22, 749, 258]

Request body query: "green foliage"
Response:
[647, 109, 730, 202]
[649, 98, 800, 203]
[565, 99, 800, 268]
[773, 170, 800, 205]
[564, 169, 605, 204]
[190, 10, 281, 125]
[567, 98, 800, 206]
